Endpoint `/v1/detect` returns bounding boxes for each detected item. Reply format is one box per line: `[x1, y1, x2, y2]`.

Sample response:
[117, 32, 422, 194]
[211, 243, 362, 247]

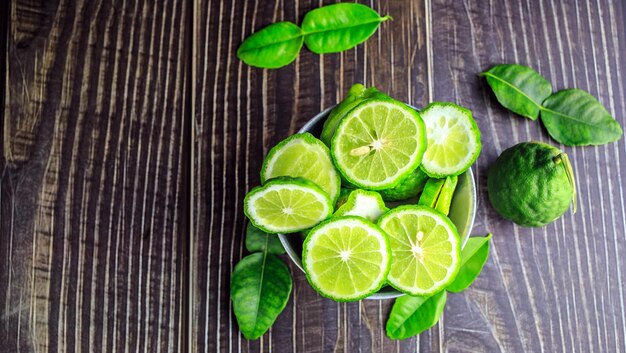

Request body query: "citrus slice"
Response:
[419, 103, 481, 177]
[320, 84, 386, 146]
[244, 177, 332, 233]
[331, 99, 427, 190]
[333, 189, 388, 222]
[377, 205, 461, 296]
[302, 216, 391, 301]
[418, 176, 458, 216]
[261, 133, 341, 202]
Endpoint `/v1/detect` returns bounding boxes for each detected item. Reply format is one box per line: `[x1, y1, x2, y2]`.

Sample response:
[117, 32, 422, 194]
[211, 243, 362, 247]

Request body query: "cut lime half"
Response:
[331, 99, 427, 190]
[244, 177, 332, 233]
[377, 205, 461, 296]
[303, 216, 391, 301]
[419, 103, 481, 177]
[261, 133, 341, 202]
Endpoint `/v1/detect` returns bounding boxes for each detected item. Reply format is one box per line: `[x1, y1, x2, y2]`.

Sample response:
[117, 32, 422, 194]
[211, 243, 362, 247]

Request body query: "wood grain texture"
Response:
[1, 0, 190, 352]
[195, 0, 626, 353]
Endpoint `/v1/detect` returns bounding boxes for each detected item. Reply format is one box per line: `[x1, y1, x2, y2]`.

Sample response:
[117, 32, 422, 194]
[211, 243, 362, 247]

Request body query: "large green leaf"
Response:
[245, 223, 285, 254]
[540, 89, 623, 146]
[447, 234, 492, 293]
[302, 3, 390, 54]
[481, 64, 552, 120]
[237, 22, 303, 69]
[385, 291, 447, 340]
[231, 253, 292, 339]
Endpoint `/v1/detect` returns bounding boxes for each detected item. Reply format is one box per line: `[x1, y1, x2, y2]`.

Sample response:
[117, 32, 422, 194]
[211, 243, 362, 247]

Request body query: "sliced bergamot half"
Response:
[377, 205, 461, 296]
[333, 189, 388, 223]
[419, 102, 481, 177]
[302, 216, 391, 301]
[244, 177, 332, 234]
[261, 133, 341, 202]
[331, 98, 427, 190]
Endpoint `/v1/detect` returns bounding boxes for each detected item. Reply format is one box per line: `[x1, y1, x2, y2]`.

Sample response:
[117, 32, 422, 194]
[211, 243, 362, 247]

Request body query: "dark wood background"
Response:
[3, 0, 626, 352]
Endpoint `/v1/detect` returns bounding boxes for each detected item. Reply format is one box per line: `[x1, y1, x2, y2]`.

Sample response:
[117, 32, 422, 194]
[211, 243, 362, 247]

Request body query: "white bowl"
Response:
[278, 106, 477, 300]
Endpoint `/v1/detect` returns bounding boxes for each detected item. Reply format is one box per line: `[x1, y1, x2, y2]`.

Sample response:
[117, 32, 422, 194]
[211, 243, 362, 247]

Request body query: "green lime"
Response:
[302, 216, 391, 301]
[320, 84, 387, 146]
[333, 189, 388, 222]
[487, 142, 576, 227]
[377, 205, 461, 296]
[379, 168, 429, 201]
[261, 133, 341, 202]
[419, 103, 481, 177]
[331, 99, 427, 190]
[244, 177, 332, 233]
[418, 176, 458, 216]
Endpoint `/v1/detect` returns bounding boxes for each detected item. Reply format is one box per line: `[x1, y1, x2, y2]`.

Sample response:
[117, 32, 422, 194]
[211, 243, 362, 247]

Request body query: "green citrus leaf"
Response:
[481, 64, 552, 120]
[302, 3, 391, 54]
[231, 253, 292, 340]
[237, 22, 303, 69]
[245, 223, 285, 255]
[446, 234, 492, 293]
[540, 89, 623, 146]
[386, 291, 447, 340]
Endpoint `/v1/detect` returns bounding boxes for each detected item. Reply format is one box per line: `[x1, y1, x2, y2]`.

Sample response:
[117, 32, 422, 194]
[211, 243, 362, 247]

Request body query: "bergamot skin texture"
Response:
[487, 142, 575, 227]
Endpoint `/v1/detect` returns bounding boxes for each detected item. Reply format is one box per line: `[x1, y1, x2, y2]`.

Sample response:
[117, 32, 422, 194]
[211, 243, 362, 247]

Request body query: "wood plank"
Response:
[195, 0, 626, 352]
[431, 0, 626, 352]
[194, 1, 430, 352]
[0, 0, 190, 352]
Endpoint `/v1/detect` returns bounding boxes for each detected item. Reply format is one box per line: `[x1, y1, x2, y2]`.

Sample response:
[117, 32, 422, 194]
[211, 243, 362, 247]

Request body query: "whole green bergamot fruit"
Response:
[487, 142, 576, 227]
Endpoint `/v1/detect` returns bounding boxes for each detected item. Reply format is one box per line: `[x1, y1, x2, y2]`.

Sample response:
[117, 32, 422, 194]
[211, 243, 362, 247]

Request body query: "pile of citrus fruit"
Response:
[244, 84, 482, 301]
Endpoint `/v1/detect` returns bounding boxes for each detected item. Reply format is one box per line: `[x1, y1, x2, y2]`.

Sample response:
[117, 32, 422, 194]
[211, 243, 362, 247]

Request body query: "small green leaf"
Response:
[385, 291, 447, 340]
[302, 3, 391, 54]
[540, 89, 623, 146]
[237, 22, 303, 69]
[481, 64, 552, 120]
[447, 234, 492, 293]
[231, 253, 292, 340]
[245, 223, 285, 254]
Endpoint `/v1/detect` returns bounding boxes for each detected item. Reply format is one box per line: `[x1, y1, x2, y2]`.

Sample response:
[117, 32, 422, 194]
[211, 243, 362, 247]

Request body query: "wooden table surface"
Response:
[2, 0, 626, 352]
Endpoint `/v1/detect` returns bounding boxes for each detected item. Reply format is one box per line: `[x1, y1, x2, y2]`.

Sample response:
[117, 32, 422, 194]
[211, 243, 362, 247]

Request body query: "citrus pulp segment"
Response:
[261, 133, 341, 202]
[377, 205, 461, 296]
[333, 189, 388, 222]
[331, 99, 427, 190]
[419, 103, 481, 177]
[244, 177, 332, 233]
[302, 216, 391, 301]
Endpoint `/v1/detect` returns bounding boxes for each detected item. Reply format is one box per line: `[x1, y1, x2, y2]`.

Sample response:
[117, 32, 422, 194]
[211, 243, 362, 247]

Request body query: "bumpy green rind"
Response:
[487, 142, 574, 227]
[379, 168, 429, 201]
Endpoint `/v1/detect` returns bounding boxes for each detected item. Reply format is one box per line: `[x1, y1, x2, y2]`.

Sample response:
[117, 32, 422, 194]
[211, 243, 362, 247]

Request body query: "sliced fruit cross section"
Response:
[261, 133, 341, 202]
[419, 103, 481, 177]
[244, 177, 332, 233]
[378, 205, 461, 296]
[331, 99, 427, 190]
[333, 189, 388, 222]
[302, 216, 391, 301]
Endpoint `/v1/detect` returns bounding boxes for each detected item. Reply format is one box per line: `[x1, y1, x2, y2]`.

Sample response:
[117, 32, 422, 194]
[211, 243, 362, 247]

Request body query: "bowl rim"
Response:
[278, 105, 477, 300]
